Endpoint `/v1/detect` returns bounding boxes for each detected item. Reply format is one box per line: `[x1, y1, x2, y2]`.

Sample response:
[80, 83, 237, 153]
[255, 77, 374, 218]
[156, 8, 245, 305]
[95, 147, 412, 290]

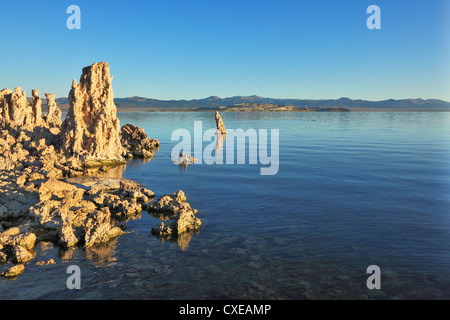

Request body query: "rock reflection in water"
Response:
[58, 246, 76, 262]
[84, 157, 156, 179]
[156, 229, 199, 251]
[85, 239, 119, 263]
[215, 132, 225, 159]
[56, 239, 119, 263]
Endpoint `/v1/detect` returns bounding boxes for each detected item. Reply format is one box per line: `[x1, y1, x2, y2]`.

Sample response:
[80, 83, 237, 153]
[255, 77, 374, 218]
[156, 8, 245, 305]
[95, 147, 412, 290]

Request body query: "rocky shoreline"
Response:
[0, 62, 201, 278]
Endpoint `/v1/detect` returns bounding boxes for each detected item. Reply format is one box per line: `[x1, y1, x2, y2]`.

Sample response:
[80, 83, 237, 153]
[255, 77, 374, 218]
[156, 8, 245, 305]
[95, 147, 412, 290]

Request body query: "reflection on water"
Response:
[86, 157, 156, 179]
[215, 132, 225, 160]
[155, 229, 199, 251]
[58, 246, 76, 262]
[38, 156, 198, 267]
[85, 239, 119, 263]
[2, 112, 450, 299]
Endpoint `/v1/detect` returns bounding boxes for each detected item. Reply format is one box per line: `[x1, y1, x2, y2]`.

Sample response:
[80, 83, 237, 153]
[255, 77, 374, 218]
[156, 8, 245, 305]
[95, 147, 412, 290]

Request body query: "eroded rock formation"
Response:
[121, 123, 160, 158]
[31, 89, 43, 127]
[147, 190, 201, 237]
[215, 110, 226, 136]
[0, 87, 36, 131]
[61, 62, 125, 163]
[44, 93, 62, 127]
[0, 62, 199, 279]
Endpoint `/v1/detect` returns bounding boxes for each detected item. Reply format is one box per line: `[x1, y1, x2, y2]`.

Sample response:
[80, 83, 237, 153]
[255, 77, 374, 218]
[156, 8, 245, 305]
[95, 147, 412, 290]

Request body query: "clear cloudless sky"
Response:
[1, 0, 449, 101]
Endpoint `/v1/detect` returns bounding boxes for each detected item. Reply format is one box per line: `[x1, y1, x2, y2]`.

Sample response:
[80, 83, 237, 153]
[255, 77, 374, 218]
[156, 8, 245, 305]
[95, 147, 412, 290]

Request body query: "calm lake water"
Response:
[1, 111, 449, 299]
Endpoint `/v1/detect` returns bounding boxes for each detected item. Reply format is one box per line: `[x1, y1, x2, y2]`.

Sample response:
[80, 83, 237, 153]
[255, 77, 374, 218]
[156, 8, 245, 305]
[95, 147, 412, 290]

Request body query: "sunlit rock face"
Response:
[44, 92, 62, 128]
[61, 62, 125, 163]
[215, 111, 226, 136]
[0, 87, 37, 131]
[121, 123, 160, 159]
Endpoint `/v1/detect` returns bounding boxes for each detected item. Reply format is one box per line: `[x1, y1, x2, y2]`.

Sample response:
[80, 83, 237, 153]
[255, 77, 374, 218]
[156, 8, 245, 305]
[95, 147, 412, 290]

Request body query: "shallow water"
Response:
[1, 111, 449, 299]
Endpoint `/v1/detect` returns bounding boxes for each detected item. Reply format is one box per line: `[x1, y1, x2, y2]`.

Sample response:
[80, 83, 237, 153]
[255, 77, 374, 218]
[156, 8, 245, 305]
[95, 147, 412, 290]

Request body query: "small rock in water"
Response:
[172, 152, 196, 166]
[36, 259, 56, 266]
[1, 264, 25, 278]
[215, 111, 226, 136]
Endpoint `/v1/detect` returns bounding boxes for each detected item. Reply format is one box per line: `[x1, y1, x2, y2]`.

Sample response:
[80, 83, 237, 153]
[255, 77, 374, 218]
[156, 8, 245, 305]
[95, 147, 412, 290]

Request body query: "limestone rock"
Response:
[57, 223, 80, 247]
[148, 191, 201, 237]
[172, 152, 196, 166]
[146, 190, 191, 215]
[215, 111, 226, 136]
[31, 89, 43, 126]
[1, 87, 36, 130]
[10, 245, 34, 264]
[84, 207, 123, 247]
[0, 264, 25, 277]
[61, 62, 125, 163]
[36, 259, 56, 266]
[0, 232, 36, 250]
[44, 93, 62, 127]
[0, 88, 13, 127]
[37, 178, 84, 201]
[119, 179, 154, 202]
[121, 123, 159, 158]
[0, 251, 7, 263]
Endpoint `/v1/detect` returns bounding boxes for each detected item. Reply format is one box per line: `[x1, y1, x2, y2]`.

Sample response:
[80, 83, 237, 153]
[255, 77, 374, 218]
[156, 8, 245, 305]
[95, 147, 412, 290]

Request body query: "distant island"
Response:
[48, 95, 450, 112]
[216, 103, 350, 112]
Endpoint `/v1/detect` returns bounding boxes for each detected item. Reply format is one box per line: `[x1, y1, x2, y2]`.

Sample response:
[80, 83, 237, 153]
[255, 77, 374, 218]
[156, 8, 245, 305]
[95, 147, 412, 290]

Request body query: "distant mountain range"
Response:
[52, 95, 450, 111]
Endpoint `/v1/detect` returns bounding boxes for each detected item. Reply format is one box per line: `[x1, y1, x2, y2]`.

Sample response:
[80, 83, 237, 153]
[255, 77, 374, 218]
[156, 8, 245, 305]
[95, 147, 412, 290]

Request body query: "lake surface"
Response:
[1, 111, 449, 299]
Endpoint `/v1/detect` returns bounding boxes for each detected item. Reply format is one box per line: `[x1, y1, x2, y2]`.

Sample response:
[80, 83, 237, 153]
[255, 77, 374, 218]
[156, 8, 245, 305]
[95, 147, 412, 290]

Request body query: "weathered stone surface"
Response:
[151, 209, 201, 236]
[0, 264, 25, 277]
[36, 259, 55, 266]
[84, 207, 124, 247]
[0, 62, 168, 278]
[148, 190, 201, 237]
[215, 111, 226, 135]
[1, 87, 35, 130]
[37, 178, 84, 201]
[0, 251, 7, 263]
[0, 89, 13, 127]
[119, 179, 154, 201]
[31, 89, 43, 126]
[10, 245, 34, 264]
[61, 62, 125, 162]
[146, 190, 190, 214]
[57, 223, 80, 247]
[0, 232, 36, 250]
[44, 93, 62, 127]
[121, 123, 159, 158]
[172, 152, 196, 166]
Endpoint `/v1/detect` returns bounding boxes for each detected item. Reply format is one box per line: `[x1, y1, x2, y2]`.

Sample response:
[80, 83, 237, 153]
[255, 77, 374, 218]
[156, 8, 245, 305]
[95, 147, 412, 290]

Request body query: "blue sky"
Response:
[1, 0, 449, 100]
